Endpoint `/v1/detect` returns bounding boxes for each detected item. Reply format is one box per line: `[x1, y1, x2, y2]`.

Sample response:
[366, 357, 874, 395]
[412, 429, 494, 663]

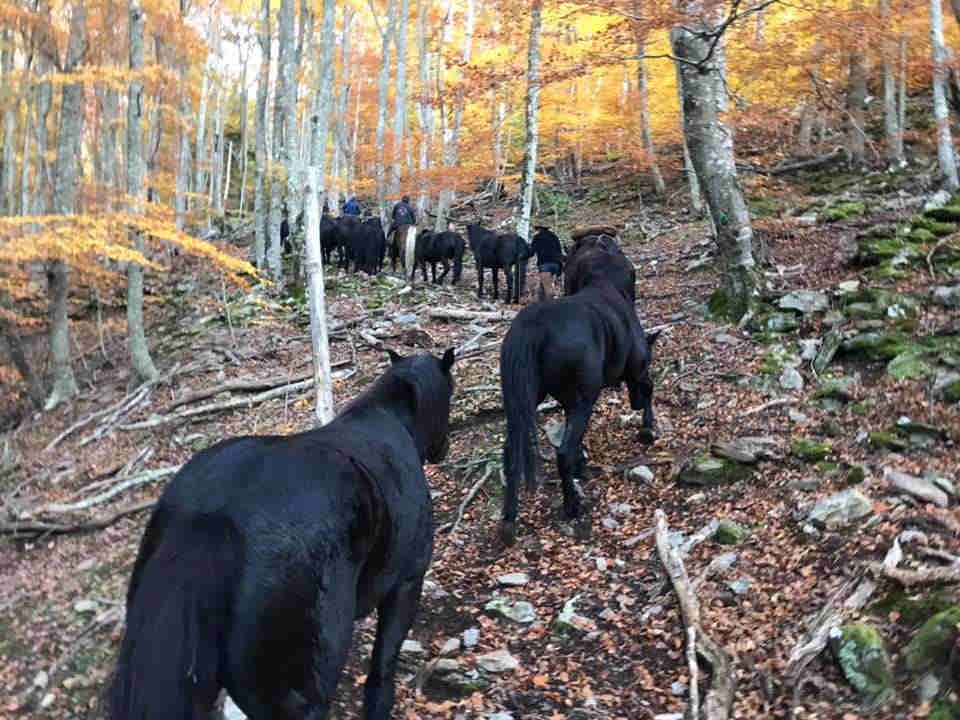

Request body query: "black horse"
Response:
[563, 233, 635, 303]
[108, 349, 457, 720]
[466, 223, 532, 303]
[411, 229, 466, 284]
[499, 258, 658, 546]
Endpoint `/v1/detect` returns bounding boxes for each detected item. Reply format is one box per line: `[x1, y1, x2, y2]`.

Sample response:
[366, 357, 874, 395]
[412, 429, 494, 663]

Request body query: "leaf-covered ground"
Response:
[0, 163, 957, 720]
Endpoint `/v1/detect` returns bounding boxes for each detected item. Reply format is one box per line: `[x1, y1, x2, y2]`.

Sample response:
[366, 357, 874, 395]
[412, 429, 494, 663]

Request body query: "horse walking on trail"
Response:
[108, 349, 457, 720]
[498, 252, 658, 546]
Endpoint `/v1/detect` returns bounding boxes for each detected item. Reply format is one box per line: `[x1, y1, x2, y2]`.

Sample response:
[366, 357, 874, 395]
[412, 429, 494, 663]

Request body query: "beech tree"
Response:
[517, 0, 543, 243]
[930, 0, 959, 191]
[672, 2, 760, 320]
[254, 0, 270, 269]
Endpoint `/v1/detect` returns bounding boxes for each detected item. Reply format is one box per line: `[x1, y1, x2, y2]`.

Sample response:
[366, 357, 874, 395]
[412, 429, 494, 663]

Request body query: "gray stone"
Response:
[930, 475, 955, 496]
[813, 327, 844, 373]
[779, 367, 804, 390]
[435, 658, 460, 672]
[601, 516, 620, 530]
[686, 492, 706, 504]
[829, 624, 895, 703]
[671, 680, 688, 696]
[462, 628, 480, 647]
[808, 489, 873, 527]
[836, 280, 861, 295]
[790, 476, 823, 492]
[924, 188, 952, 210]
[484, 597, 537, 624]
[401, 639, 426, 654]
[931, 284, 960, 307]
[918, 671, 942, 702]
[766, 312, 799, 332]
[789, 409, 810, 423]
[779, 290, 829, 313]
[33, 671, 48, 689]
[816, 375, 857, 401]
[554, 595, 593, 635]
[884, 468, 949, 508]
[497, 572, 530, 587]
[933, 371, 960, 402]
[545, 420, 565, 448]
[487, 714, 515, 720]
[610, 502, 633, 516]
[76, 558, 95, 572]
[440, 638, 461, 655]
[73, 599, 98, 614]
[476, 649, 520, 673]
[799, 339, 821, 360]
[727, 578, 752, 595]
[823, 309, 847, 326]
[392, 312, 419, 325]
[713, 333, 741, 345]
[715, 519, 752, 545]
[40, 693, 56, 710]
[628, 465, 654, 482]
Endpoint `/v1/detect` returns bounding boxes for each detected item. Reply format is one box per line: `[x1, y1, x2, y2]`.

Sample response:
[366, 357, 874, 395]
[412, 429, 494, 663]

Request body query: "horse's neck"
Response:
[341, 390, 419, 448]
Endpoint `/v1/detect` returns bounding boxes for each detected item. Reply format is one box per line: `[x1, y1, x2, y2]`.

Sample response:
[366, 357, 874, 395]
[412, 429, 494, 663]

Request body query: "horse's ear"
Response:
[647, 329, 662, 347]
[387, 349, 404, 364]
[441, 348, 455, 373]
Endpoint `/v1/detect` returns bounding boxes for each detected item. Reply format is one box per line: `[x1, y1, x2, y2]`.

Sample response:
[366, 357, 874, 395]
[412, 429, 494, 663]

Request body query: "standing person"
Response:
[391, 195, 416, 228]
[530, 226, 563, 300]
[343, 196, 361, 216]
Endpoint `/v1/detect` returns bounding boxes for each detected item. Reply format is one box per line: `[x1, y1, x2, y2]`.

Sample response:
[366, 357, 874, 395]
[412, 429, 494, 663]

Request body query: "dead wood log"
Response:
[34, 465, 181, 514]
[748, 149, 844, 176]
[437, 462, 495, 537]
[1, 499, 156, 537]
[654, 509, 735, 720]
[868, 562, 960, 586]
[429, 307, 517, 322]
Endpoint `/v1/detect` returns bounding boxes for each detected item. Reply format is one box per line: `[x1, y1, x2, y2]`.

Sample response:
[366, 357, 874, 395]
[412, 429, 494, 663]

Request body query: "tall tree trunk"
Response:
[2, 29, 16, 216]
[146, 36, 165, 205]
[284, 0, 306, 241]
[309, 0, 335, 200]
[255, 0, 270, 269]
[880, 0, 903, 165]
[194, 65, 210, 209]
[239, 45, 250, 213]
[633, 13, 665, 196]
[492, 91, 506, 200]
[517, 0, 543, 243]
[330, 9, 354, 215]
[416, 0, 433, 214]
[45, 0, 87, 409]
[175, 23, 191, 232]
[126, 0, 158, 382]
[846, 3, 868, 167]
[303, 166, 334, 424]
[268, 0, 294, 284]
[671, 6, 760, 322]
[375, 0, 398, 226]
[392, 0, 411, 194]
[19, 99, 29, 217]
[932, 0, 960, 190]
[673, 54, 703, 217]
[32, 40, 52, 216]
[897, 34, 908, 162]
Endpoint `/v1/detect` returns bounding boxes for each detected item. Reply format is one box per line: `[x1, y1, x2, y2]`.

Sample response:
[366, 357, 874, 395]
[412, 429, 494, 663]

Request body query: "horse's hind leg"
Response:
[365, 576, 425, 720]
[556, 396, 597, 520]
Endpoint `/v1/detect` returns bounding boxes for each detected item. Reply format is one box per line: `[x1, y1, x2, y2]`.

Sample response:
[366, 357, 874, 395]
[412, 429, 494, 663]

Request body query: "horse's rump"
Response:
[564, 242, 635, 304]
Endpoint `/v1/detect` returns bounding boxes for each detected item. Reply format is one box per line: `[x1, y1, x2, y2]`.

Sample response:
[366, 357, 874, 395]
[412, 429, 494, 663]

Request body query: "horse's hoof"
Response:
[636, 427, 657, 445]
[500, 521, 516, 547]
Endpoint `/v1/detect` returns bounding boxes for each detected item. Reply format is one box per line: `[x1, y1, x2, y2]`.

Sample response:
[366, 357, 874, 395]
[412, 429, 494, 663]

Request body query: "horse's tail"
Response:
[500, 321, 541, 544]
[108, 521, 239, 720]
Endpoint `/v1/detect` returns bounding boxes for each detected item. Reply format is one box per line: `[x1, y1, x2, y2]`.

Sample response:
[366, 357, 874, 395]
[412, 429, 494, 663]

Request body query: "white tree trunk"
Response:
[673, 54, 704, 217]
[32, 48, 52, 217]
[239, 46, 249, 213]
[126, 0, 159, 383]
[392, 0, 411, 194]
[897, 34, 908, 162]
[517, 0, 543, 243]
[846, 45, 868, 166]
[254, 0, 270, 269]
[375, 0, 398, 225]
[931, 0, 959, 190]
[671, 4, 760, 320]
[635, 39, 665, 196]
[492, 93, 506, 199]
[303, 166, 335, 424]
[194, 65, 210, 208]
[416, 0, 433, 214]
[45, 0, 88, 409]
[283, 0, 303, 244]
[19, 100, 29, 217]
[309, 0, 335, 182]
[268, 0, 293, 284]
[2, 30, 16, 216]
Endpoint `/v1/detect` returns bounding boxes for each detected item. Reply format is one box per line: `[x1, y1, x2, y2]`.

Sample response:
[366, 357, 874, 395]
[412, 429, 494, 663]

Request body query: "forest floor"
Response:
[0, 160, 958, 720]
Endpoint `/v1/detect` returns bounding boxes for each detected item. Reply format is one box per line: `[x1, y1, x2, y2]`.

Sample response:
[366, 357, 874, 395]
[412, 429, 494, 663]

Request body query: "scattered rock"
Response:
[33, 671, 49, 690]
[476, 649, 520, 673]
[554, 596, 595, 635]
[869, 430, 910, 451]
[484, 597, 537, 624]
[815, 375, 857, 402]
[813, 327, 844, 373]
[790, 476, 823, 492]
[676, 454, 752, 487]
[905, 606, 960, 673]
[401, 639, 427, 655]
[791, 438, 831, 463]
[628, 465, 654, 482]
[917, 671, 942, 702]
[779, 289, 829, 313]
[73, 599, 98, 614]
[440, 638, 461, 656]
[76, 559, 95, 572]
[799, 339, 821, 360]
[780, 367, 804, 390]
[40, 693, 55, 709]
[808, 488, 873, 527]
[766, 312, 799, 333]
[931, 285, 960, 308]
[933, 372, 960, 403]
[715, 519, 752, 545]
[462, 628, 480, 647]
[497, 572, 530, 587]
[884, 468, 949, 507]
[392, 312, 419, 325]
[727, 578, 752, 595]
[829, 623, 896, 704]
[545, 421, 565, 448]
[789, 409, 810, 423]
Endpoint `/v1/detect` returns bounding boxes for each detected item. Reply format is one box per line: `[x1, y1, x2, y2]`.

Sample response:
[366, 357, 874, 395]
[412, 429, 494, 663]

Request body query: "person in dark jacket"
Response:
[530, 226, 564, 299]
[392, 196, 416, 226]
[343, 197, 361, 216]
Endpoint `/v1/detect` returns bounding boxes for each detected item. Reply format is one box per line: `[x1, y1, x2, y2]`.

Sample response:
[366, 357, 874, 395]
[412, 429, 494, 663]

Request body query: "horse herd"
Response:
[108, 229, 658, 720]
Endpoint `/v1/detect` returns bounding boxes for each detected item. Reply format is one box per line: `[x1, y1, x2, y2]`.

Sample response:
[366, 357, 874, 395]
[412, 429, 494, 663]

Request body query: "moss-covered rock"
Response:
[842, 331, 917, 360]
[905, 606, 960, 673]
[870, 588, 960, 626]
[908, 227, 937, 244]
[715, 519, 752, 545]
[846, 465, 867, 484]
[792, 438, 831, 462]
[887, 350, 937, 380]
[928, 700, 960, 720]
[868, 430, 909, 451]
[924, 204, 960, 222]
[912, 216, 956, 237]
[829, 623, 896, 704]
[823, 201, 866, 222]
[748, 196, 782, 217]
[677, 454, 752, 487]
[815, 375, 858, 402]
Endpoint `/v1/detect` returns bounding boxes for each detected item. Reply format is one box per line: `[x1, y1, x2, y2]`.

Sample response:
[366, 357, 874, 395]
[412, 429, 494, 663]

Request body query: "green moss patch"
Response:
[905, 606, 960, 673]
[791, 438, 831, 462]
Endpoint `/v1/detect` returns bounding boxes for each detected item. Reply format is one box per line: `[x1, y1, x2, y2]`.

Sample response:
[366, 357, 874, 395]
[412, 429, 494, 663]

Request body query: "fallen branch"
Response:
[160, 372, 309, 412]
[765, 149, 844, 176]
[743, 397, 797, 416]
[460, 385, 500, 394]
[654, 509, 735, 719]
[455, 340, 502, 359]
[33, 465, 181, 514]
[119, 378, 315, 431]
[868, 562, 960, 586]
[0, 498, 156, 536]
[437, 463, 495, 537]
[429, 307, 517, 322]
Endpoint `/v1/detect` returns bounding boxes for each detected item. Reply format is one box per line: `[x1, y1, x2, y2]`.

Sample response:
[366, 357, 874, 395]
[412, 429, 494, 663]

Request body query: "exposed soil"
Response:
[0, 163, 957, 720]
